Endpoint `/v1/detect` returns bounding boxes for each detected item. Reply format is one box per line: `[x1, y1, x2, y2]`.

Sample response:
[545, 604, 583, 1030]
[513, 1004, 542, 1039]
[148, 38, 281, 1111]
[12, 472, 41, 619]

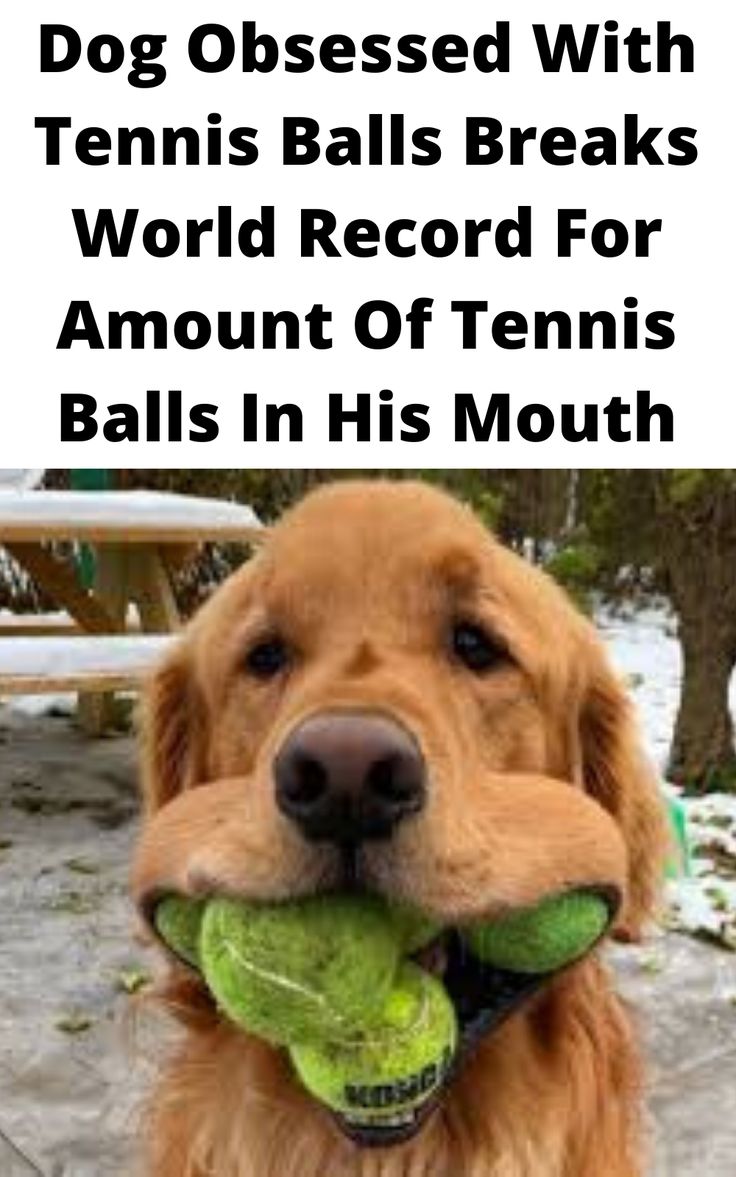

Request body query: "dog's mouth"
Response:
[146, 880, 619, 1152]
[327, 928, 550, 1149]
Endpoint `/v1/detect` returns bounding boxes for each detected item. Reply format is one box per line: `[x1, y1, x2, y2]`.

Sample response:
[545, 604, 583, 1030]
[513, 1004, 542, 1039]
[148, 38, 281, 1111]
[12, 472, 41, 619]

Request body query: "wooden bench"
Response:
[0, 634, 174, 696]
[0, 489, 262, 723]
[0, 612, 81, 638]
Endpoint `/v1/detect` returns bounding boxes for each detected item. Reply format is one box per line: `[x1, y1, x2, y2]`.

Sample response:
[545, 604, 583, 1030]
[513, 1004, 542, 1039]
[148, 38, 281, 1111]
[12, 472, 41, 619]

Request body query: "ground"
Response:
[1, 606, 735, 1176]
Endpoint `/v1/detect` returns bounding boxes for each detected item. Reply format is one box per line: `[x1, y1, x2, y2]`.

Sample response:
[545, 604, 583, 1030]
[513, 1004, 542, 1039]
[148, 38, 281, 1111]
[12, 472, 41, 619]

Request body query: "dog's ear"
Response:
[139, 554, 265, 814]
[140, 641, 206, 815]
[579, 650, 669, 941]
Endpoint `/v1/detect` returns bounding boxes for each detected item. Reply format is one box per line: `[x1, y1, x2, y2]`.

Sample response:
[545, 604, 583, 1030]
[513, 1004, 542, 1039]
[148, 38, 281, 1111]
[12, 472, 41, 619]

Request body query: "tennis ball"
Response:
[290, 964, 457, 1120]
[464, 891, 610, 975]
[154, 895, 205, 968]
[199, 893, 401, 1044]
[390, 904, 442, 955]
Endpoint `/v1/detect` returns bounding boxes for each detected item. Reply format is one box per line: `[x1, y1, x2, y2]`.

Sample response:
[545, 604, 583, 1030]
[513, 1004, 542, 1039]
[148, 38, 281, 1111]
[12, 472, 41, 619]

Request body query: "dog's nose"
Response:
[274, 712, 426, 843]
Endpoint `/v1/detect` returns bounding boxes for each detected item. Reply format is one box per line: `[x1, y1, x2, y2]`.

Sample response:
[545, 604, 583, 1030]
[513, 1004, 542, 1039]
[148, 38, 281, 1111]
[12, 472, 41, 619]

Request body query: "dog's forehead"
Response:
[277, 481, 482, 541]
[261, 484, 491, 601]
[192, 483, 583, 667]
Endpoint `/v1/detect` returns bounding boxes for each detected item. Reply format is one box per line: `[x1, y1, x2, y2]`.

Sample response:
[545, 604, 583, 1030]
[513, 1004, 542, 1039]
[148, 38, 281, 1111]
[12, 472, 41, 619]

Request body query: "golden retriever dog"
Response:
[132, 480, 666, 1177]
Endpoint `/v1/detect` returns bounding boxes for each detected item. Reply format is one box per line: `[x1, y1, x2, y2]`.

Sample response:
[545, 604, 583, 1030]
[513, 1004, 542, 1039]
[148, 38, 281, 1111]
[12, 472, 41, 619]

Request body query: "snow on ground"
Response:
[599, 602, 736, 950]
[597, 601, 682, 770]
[664, 796, 736, 950]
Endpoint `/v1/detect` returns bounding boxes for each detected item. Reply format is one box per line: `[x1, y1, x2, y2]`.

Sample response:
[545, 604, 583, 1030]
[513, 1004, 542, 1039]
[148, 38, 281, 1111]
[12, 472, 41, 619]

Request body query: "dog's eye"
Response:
[452, 622, 508, 673]
[245, 638, 289, 679]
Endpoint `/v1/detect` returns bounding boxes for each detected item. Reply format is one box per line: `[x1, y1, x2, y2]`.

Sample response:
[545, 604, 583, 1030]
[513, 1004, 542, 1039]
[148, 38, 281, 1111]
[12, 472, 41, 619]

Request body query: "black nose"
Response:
[274, 712, 426, 843]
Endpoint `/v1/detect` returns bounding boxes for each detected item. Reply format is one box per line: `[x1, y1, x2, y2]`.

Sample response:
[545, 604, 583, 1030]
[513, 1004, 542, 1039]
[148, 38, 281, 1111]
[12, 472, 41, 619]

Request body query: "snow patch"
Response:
[599, 603, 736, 951]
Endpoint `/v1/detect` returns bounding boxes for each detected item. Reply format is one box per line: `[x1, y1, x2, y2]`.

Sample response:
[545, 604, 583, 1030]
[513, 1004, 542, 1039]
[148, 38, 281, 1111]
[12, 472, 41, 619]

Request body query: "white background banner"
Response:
[0, 1, 733, 467]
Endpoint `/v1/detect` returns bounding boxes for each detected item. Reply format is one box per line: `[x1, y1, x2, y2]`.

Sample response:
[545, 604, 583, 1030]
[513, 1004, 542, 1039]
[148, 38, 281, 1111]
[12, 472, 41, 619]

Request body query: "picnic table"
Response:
[0, 490, 262, 704]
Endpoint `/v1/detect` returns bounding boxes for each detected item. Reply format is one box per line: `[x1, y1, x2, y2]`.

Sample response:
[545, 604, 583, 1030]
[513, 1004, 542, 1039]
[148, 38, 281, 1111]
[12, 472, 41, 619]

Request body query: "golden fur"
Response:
[132, 480, 667, 1177]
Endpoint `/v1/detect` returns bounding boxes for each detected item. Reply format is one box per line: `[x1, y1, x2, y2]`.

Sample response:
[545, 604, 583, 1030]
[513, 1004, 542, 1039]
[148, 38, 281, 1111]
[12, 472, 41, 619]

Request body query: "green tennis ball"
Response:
[199, 893, 401, 1045]
[290, 964, 457, 1122]
[390, 904, 442, 955]
[464, 891, 610, 975]
[154, 895, 205, 968]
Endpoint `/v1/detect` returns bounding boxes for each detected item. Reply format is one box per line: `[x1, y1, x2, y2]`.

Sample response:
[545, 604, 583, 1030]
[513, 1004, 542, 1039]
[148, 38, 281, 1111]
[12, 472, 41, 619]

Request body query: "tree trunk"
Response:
[656, 475, 736, 794]
[669, 618, 736, 792]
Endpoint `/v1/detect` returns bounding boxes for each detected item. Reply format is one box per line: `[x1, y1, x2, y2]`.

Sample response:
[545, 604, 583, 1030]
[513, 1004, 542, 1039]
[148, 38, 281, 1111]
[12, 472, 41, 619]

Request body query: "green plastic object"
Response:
[69, 470, 116, 589]
[665, 795, 691, 879]
[69, 470, 115, 492]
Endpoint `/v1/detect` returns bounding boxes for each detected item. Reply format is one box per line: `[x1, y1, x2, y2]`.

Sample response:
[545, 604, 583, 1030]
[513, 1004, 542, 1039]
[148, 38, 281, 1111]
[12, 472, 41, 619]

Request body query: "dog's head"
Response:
[133, 480, 665, 1145]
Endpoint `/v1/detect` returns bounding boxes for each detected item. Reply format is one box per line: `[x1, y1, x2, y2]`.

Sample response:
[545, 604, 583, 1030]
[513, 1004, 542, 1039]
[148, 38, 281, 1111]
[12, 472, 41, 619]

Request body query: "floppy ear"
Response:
[139, 553, 266, 815]
[140, 642, 207, 816]
[579, 651, 669, 940]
